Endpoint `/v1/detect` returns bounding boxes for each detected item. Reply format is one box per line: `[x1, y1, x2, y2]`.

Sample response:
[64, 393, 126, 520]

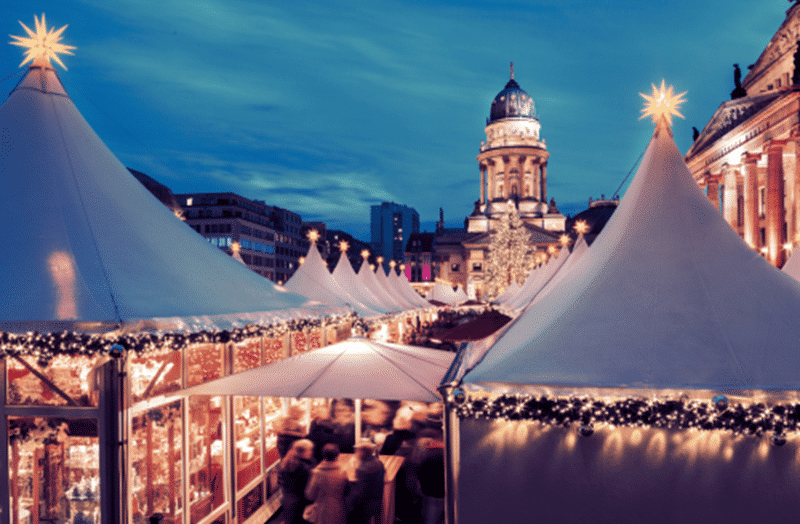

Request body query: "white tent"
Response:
[331, 253, 391, 316]
[377, 267, 419, 310]
[358, 262, 405, 313]
[452, 109, 800, 523]
[0, 65, 321, 332]
[492, 280, 520, 304]
[452, 285, 468, 304]
[426, 282, 460, 305]
[781, 247, 800, 281]
[502, 248, 570, 311]
[285, 242, 376, 317]
[175, 337, 454, 402]
[391, 270, 431, 308]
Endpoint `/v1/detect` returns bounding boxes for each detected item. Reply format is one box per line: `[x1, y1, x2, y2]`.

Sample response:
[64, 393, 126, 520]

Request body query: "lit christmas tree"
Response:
[484, 202, 532, 299]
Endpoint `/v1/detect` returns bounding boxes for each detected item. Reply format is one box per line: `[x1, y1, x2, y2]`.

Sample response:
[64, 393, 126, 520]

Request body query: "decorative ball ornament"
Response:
[452, 388, 466, 405]
[713, 395, 729, 411]
[580, 423, 594, 437]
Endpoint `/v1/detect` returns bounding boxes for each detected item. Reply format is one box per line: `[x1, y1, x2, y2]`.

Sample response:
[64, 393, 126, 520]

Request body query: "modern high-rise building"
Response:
[370, 201, 420, 268]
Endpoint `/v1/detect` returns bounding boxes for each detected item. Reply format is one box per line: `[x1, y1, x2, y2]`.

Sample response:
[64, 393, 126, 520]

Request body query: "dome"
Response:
[489, 76, 536, 123]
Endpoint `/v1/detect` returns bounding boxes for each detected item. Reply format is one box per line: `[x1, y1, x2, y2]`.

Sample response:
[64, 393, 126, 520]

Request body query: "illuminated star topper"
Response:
[10, 14, 76, 70]
[307, 229, 320, 242]
[339, 240, 349, 252]
[361, 249, 370, 259]
[574, 220, 590, 236]
[559, 234, 572, 247]
[639, 80, 686, 126]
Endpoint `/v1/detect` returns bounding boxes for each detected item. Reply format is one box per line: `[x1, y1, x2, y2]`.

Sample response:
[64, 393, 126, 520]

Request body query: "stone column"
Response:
[531, 160, 540, 201]
[487, 161, 495, 201]
[742, 151, 760, 249]
[723, 165, 739, 229]
[766, 139, 787, 267]
[541, 163, 547, 202]
[705, 173, 721, 211]
[480, 163, 486, 204]
[495, 156, 506, 200]
[788, 131, 800, 245]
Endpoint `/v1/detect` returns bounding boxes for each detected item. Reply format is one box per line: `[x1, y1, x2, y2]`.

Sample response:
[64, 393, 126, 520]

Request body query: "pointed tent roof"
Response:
[391, 271, 431, 308]
[378, 268, 419, 310]
[331, 254, 389, 316]
[503, 249, 570, 311]
[494, 280, 521, 305]
[782, 248, 800, 282]
[357, 261, 403, 313]
[426, 282, 459, 306]
[0, 66, 318, 331]
[464, 116, 800, 392]
[285, 242, 375, 316]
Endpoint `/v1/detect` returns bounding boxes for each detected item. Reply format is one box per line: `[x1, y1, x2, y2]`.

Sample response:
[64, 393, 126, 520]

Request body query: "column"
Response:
[480, 164, 486, 204]
[766, 139, 787, 266]
[742, 151, 760, 249]
[487, 161, 495, 201]
[540, 163, 547, 202]
[723, 165, 739, 230]
[789, 130, 800, 245]
[705, 173, 721, 211]
[495, 156, 506, 200]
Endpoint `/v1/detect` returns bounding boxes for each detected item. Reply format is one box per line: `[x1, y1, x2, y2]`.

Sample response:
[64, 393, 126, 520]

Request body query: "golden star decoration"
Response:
[339, 240, 349, 252]
[10, 13, 75, 70]
[361, 249, 370, 259]
[307, 229, 320, 242]
[574, 220, 590, 236]
[639, 80, 686, 126]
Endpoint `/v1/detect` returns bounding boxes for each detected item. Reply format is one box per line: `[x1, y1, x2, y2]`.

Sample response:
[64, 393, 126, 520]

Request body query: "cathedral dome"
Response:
[489, 67, 536, 123]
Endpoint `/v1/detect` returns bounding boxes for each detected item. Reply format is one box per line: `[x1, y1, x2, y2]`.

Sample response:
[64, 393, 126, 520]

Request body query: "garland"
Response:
[454, 392, 798, 443]
[0, 313, 359, 367]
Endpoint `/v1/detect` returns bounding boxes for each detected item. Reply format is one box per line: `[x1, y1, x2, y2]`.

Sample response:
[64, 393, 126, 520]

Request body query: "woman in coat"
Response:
[279, 439, 316, 524]
[305, 443, 349, 524]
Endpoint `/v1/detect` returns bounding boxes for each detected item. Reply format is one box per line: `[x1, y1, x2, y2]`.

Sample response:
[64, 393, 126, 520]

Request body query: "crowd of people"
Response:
[276, 400, 446, 524]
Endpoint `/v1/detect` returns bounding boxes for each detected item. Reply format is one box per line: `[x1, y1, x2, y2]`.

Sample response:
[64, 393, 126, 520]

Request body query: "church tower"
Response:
[468, 63, 564, 233]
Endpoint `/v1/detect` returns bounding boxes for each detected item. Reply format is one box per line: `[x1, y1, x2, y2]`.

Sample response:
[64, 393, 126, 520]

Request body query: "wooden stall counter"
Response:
[336, 454, 404, 524]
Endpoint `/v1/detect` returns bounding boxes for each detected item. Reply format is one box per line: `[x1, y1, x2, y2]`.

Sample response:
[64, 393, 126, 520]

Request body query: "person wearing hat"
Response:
[346, 440, 385, 524]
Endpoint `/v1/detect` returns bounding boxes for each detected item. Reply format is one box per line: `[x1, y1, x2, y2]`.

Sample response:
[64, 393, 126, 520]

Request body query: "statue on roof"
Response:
[548, 197, 559, 214]
[731, 64, 747, 99]
[793, 41, 800, 85]
[692, 127, 700, 141]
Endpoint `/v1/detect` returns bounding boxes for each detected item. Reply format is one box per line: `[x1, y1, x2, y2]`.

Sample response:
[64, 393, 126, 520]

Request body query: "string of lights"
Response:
[454, 392, 798, 443]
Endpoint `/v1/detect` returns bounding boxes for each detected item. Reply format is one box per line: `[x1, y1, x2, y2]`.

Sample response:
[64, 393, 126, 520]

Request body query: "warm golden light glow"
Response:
[399, 264, 406, 271]
[573, 220, 589, 236]
[547, 245, 556, 255]
[389, 260, 397, 268]
[559, 234, 571, 247]
[298, 256, 306, 265]
[231, 241, 241, 254]
[339, 240, 349, 252]
[48, 251, 77, 319]
[361, 249, 370, 259]
[307, 229, 320, 242]
[377, 256, 384, 264]
[10, 14, 76, 70]
[639, 79, 686, 126]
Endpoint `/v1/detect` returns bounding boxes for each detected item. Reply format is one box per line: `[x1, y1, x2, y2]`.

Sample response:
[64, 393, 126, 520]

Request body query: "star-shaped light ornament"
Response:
[639, 80, 686, 130]
[361, 249, 370, 259]
[307, 230, 320, 242]
[574, 220, 590, 236]
[339, 240, 349, 253]
[10, 14, 76, 70]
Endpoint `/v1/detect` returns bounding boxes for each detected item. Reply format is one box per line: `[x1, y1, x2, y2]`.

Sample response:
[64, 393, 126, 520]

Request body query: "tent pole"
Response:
[438, 382, 460, 524]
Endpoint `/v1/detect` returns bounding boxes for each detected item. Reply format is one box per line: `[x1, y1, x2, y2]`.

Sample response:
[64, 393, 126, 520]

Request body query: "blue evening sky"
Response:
[1, 1, 789, 239]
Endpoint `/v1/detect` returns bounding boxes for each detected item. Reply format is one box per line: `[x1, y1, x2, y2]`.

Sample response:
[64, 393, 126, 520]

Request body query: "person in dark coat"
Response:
[306, 443, 349, 524]
[416, 431, 445, 524]
[279, 439, 316, 524]
[346, 441, 385, 524]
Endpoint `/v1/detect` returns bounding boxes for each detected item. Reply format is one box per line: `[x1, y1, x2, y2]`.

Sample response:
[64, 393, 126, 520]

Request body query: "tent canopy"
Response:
[174, 337, 455, 402]
[0, 66, 318, 331]
[464, 118, 800, 393]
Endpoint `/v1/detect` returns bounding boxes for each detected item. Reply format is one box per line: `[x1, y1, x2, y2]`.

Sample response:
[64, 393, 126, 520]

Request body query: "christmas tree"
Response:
[484, 202, 532, 299]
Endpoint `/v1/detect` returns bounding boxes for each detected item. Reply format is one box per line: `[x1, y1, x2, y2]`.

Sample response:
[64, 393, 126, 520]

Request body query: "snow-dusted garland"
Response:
[453, 392, 798, 443]
[0, 313, 361, 367]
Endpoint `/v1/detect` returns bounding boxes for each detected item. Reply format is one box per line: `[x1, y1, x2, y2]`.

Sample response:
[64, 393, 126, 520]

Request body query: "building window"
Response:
[737, 195, 744, 227]
[472, 262, 482, 272]
[759, 187, 766, 218]
[451, 263, 460, 272]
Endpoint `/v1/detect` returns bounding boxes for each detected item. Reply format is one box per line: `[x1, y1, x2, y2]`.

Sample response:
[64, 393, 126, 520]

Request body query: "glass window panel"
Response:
[6, 355, 100, 407]
[188, 396, 225, 524]
[130, 401, 183, 524]
[262, 397, 285, 467]
[262, 337, 285, 365]
[186, 344, 224, 388]
[232, 339, 261, 374]
[236, 484, 263, 524]
[307, 328, 322, 351]
[129, 351, 182, 403]
[8, 417, 99, 524]
[233, 396, 262, 490]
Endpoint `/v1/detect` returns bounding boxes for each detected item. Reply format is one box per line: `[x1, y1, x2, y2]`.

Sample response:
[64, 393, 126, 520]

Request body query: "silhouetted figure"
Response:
[731, 63, 747, 99]
[793, 41, 800, 85]
[548, 197, 559, 213]
[347, 441, 385, 524]
[693, 127, 700, 141]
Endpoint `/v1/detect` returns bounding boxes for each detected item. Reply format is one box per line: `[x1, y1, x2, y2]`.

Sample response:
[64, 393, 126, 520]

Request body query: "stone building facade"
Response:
[685, 3, 800, 267]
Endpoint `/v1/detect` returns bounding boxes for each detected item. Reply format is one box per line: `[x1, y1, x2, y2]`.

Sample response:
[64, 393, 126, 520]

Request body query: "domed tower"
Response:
[469, 64, 562, 233]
